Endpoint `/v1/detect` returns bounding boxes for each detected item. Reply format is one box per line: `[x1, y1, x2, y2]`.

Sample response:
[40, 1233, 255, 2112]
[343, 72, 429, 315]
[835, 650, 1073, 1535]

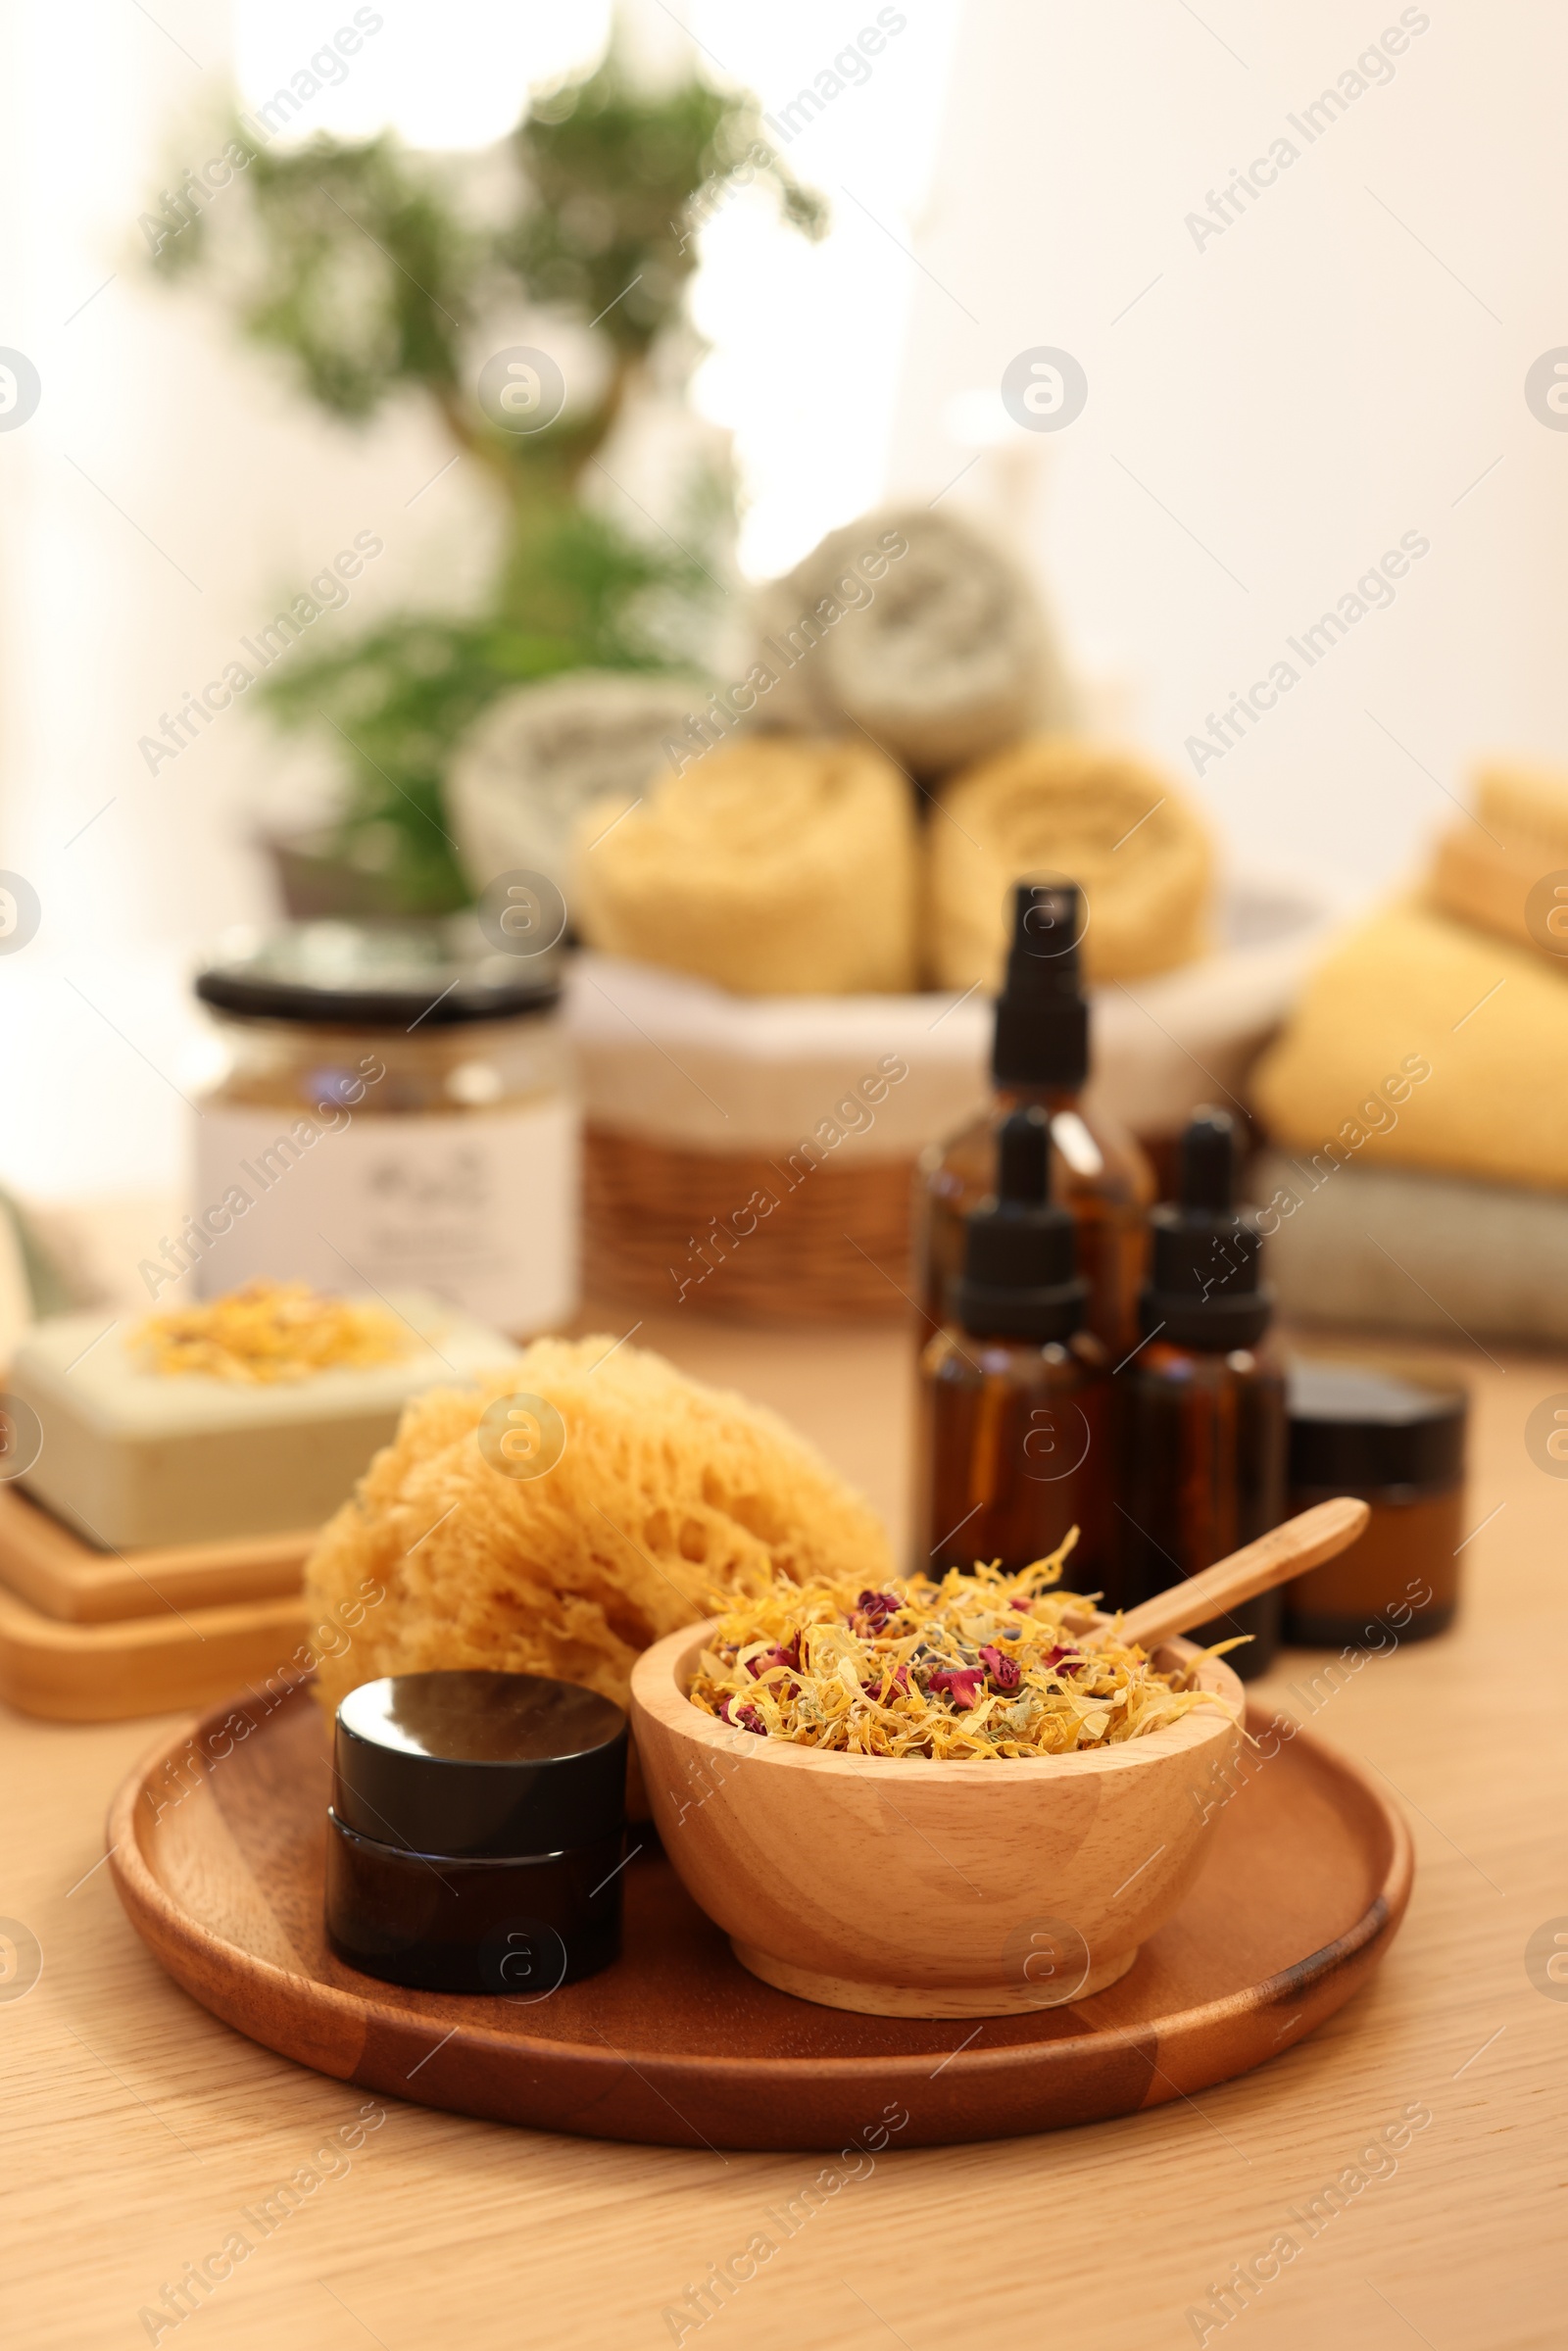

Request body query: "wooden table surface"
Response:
[5, 1312, 1564, 2351]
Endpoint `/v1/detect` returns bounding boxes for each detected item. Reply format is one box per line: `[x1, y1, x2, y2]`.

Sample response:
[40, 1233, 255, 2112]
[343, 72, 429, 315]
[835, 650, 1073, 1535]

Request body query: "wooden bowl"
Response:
[629, 1621, 1244, 2019]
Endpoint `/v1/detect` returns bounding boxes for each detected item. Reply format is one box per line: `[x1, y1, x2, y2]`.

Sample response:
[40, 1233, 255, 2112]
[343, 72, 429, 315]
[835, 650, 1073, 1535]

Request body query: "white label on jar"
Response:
[191, 1098, 579, 1333]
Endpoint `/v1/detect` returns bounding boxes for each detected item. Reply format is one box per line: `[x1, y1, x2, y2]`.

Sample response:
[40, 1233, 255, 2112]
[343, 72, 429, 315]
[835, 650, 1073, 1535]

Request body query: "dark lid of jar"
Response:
[1288, 1359, 1467, 1492]
[333, 1671, 626, 1858]
[196, 918, 561, 1029]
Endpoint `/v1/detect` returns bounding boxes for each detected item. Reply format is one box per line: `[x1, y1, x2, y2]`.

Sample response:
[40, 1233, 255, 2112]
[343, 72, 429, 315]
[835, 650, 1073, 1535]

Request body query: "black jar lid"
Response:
[1288, 1358, 1467, 1493]
[196, 918, 561, 1029]
[333, 1672, 626, 1858]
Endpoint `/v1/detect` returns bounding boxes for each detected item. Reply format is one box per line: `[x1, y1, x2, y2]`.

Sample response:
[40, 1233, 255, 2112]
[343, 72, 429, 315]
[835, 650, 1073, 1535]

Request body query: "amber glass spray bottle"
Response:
[914, 1106, 1113, 1592]
[1114, 1107, 1285, 1679]
[915, 880, 1153, 1356]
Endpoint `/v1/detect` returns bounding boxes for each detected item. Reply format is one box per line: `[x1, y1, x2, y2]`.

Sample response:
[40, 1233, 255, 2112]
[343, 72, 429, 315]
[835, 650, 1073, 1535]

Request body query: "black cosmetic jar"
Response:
[1282, 1358, 1467, 1648]
[323, 1670, 627, 1994]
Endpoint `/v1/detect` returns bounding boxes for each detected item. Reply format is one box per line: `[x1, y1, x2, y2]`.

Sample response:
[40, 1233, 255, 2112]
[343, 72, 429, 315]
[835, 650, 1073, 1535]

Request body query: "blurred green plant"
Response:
[147, 53, 825, 911]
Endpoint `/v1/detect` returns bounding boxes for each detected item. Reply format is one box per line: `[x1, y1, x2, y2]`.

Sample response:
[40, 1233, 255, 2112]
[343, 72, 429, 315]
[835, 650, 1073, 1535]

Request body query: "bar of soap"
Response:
[9, 1293, 520, 1550]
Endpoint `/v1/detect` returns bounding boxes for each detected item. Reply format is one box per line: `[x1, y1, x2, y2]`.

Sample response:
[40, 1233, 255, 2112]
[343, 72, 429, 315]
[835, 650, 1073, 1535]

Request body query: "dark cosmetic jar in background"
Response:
[1282, 1358, 1468, 1649]
[324, 1670, 626, 1995]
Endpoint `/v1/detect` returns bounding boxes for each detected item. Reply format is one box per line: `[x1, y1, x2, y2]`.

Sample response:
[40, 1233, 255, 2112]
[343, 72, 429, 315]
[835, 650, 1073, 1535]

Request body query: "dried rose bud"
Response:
[980, 1643, 1021, 1691]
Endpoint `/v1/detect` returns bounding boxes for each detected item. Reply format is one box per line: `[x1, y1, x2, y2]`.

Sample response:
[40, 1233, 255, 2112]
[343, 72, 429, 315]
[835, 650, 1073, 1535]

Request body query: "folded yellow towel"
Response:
[1251, 900, 1568, 1192]
[929, 739, 1212, 987]
[1474, 758, 1568, 860]
[572, 734, 918, 996]
[1427, 759, 1568, 963]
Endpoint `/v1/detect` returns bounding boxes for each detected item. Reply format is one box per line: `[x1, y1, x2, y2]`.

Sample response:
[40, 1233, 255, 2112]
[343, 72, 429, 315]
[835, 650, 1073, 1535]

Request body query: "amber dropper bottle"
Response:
[913, 1106, 1113, 1592]
[915, 881, 1154, 1355]
[1114, 1107, 1285, 1680]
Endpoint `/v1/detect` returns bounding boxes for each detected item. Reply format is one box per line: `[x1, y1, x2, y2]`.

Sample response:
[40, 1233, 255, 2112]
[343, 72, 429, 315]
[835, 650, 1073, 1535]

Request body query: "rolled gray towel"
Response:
[448, 671, 710, 899]
[750, 504, 1076, 777]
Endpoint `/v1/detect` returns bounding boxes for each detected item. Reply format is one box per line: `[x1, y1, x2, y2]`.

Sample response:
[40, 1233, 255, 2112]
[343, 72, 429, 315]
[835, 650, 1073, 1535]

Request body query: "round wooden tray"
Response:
[109, 1680, 1412, 2151]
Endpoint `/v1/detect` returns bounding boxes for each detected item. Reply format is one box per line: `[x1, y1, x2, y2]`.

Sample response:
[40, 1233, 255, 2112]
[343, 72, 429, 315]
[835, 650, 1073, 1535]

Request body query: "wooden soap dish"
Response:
[110, 1677, 1413, 2149]
[0, 1484, 313, 1622]
[0, 1484, 314, 1721]
[0, 1584, 310, 1721]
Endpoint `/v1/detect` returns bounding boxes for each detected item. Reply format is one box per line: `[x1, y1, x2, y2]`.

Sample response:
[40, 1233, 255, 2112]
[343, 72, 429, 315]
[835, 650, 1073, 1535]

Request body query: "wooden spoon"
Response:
[1113, 1495, 1371, 1652]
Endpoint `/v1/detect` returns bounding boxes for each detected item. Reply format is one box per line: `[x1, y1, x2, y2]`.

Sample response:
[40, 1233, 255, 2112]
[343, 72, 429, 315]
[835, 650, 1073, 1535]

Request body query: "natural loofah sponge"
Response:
[571, 734, 918, 995]
[930, 739, 1213, 988]
[305, 1335, 892, 1726]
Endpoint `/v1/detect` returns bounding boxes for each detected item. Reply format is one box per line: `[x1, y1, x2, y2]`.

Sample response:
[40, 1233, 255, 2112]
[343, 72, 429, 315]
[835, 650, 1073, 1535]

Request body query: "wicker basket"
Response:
[583, 1124, 917, 1321]
[571, 877, 1344, 1325]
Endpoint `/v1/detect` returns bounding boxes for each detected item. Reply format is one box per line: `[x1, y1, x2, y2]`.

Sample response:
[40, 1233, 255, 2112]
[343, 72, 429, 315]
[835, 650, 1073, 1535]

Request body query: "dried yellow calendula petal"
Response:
[130, 1280, 412, 1385]
[687, 1531, 1240, 1760]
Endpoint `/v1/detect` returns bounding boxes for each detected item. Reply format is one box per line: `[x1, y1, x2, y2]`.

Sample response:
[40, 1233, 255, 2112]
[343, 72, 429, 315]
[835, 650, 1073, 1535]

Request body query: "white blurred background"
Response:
[0, 0, 1563, 1200]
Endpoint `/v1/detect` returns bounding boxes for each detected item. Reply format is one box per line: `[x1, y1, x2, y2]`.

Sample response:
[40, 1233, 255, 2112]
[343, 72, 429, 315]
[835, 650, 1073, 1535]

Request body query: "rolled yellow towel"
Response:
[572, 734, 918, 995]
[929, 739, 1212, 988]
[305, 1335, 892, 1725]
[1251, 900, 1568, 1192]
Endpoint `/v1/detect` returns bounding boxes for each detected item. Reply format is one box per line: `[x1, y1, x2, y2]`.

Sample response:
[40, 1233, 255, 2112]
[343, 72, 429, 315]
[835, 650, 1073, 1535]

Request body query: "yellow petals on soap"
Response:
[133, 1281, 412, 1384]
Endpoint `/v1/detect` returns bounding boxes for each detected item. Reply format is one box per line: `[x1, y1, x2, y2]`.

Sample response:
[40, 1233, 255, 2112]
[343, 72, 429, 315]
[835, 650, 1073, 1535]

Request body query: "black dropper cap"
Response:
[1141, 1107, 1271, 1349]
[991, 881, 1090, 1090]
[952, 1106, 1087, 1341]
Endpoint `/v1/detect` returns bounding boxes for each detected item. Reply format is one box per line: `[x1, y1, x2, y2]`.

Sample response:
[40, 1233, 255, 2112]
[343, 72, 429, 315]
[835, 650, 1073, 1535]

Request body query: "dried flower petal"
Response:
[856, 1589, 901, 1629]
[928, 1665, 987, 1708]
[980, 1644, 1021, 1691]
[685, 1535, 1236, 1760]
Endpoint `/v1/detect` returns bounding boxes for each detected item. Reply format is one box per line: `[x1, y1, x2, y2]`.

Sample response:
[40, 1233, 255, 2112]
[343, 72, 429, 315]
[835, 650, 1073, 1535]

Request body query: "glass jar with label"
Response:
[187, 920, 576, 1334]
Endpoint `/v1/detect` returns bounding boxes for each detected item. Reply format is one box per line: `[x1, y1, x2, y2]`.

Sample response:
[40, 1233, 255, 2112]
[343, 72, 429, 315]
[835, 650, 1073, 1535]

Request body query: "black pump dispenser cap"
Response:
[1141, 1106, 1272, 1350]
[991, 881, 1090, 1090]
[952, 1106, 1087, 1342]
